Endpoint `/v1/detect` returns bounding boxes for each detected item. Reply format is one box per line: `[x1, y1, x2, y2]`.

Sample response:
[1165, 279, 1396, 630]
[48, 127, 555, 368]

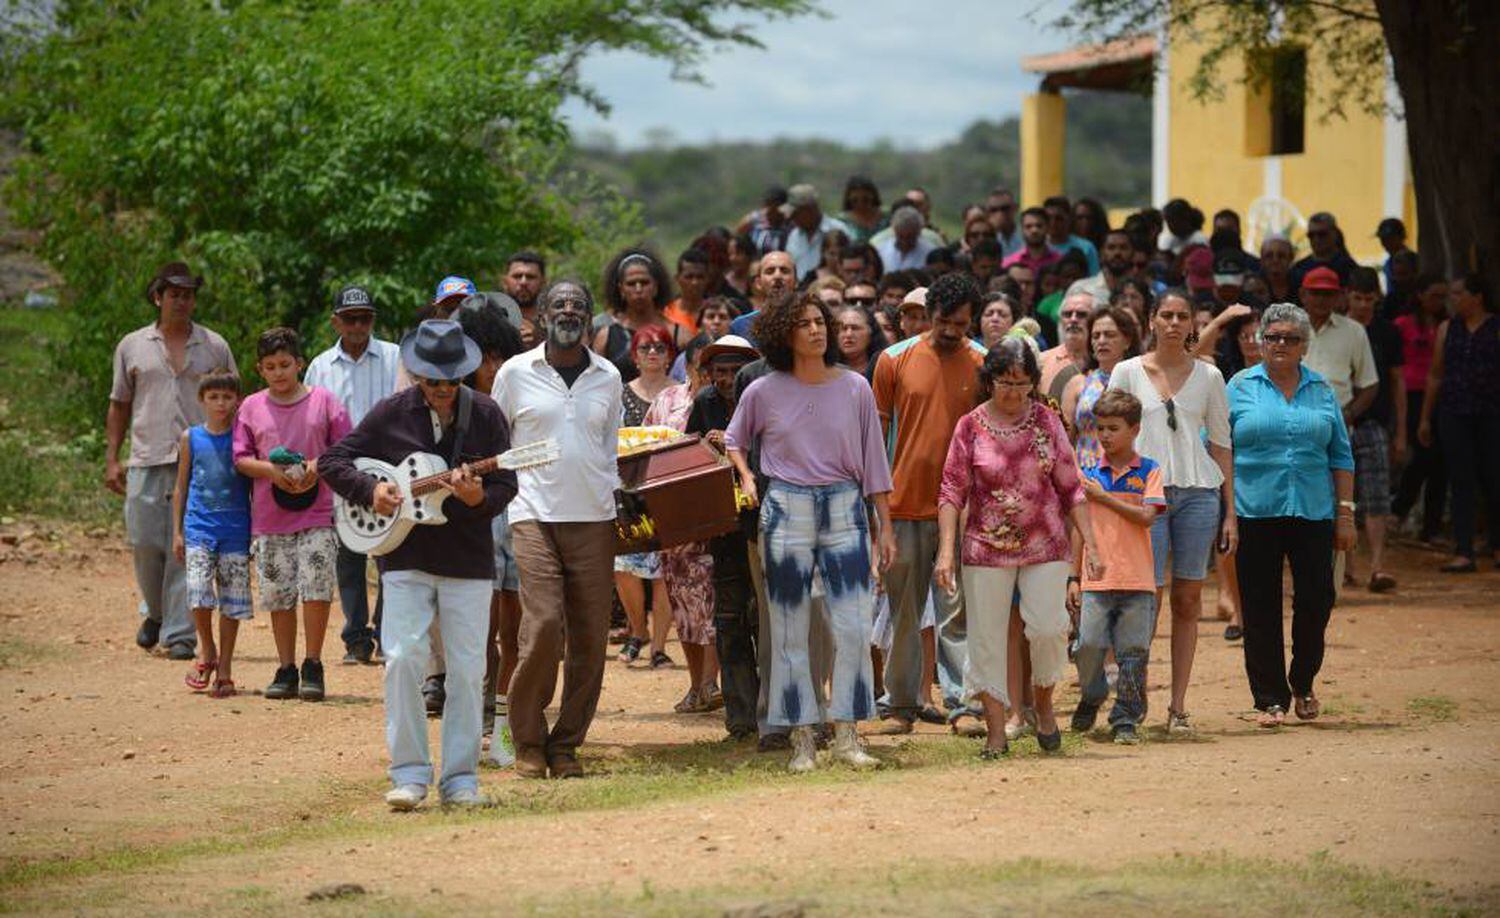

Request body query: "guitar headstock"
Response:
[500, 438, 561, 470]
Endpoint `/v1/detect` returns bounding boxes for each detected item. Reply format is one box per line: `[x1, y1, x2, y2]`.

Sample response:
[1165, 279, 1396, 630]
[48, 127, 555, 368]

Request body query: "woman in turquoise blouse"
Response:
[1227, 303, 1355, 728]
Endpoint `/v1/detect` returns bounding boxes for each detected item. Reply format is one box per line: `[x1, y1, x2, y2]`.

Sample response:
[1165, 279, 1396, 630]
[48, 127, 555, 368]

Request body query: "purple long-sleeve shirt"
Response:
[725, 368, 892, 497]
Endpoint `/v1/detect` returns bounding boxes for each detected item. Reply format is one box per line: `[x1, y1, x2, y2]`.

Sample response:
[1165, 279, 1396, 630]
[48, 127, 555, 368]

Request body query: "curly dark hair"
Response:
[754, 291, 839, 372]
[978, 336, 1040, 394]
[926, 271, 982, 318]
[602, 247, 672, 315]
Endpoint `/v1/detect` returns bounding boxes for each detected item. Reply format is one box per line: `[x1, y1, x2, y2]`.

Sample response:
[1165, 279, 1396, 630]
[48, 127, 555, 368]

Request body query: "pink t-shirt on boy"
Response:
[233, 385, 351, 536]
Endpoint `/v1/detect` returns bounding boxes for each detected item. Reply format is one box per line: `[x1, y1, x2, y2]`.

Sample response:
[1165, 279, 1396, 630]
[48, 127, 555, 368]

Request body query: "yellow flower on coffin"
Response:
[617, 425, 682, 456]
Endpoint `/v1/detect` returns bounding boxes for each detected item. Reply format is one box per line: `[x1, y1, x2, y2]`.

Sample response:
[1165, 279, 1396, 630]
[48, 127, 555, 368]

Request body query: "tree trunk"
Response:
[1375, 0, 1500, 298]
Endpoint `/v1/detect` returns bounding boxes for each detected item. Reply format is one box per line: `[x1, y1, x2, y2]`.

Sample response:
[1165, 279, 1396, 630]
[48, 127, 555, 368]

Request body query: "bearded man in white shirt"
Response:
[491, 280, 622, 780]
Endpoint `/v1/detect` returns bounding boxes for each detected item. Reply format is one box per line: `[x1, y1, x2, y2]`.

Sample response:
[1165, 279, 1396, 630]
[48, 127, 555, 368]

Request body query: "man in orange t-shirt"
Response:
[662, 248, 711, 336]
[871, 273, 986, 733]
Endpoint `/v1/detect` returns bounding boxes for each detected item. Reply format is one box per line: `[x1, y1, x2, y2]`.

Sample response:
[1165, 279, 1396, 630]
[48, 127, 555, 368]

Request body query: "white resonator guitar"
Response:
[335, 439, 559, 556]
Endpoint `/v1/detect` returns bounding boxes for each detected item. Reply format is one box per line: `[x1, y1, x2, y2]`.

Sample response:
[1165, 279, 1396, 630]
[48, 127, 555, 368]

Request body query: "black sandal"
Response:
[617, 636, 644, 664]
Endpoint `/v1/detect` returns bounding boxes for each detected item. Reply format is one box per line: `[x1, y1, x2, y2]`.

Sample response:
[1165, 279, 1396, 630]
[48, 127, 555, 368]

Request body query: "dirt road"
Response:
[1, 521, 1497, 914]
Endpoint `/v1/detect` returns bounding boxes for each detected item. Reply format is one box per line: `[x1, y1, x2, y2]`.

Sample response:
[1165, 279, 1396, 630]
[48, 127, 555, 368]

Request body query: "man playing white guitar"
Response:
[320, 319, 518, 810]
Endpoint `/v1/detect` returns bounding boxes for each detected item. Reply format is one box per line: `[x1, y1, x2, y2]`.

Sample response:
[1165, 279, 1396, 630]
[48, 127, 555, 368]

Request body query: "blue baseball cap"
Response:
[432, 275, 477, 304]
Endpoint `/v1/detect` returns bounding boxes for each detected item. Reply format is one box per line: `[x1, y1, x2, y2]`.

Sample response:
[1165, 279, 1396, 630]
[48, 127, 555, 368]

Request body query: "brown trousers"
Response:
[508, 519, 616, 757]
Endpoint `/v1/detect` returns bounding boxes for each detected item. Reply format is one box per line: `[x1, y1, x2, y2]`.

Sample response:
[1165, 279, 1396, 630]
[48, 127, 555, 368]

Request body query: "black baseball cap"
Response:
[1212, 250, 1246, 284]
[333, 285, 376, 314]
[1375, 217, 1406, 239]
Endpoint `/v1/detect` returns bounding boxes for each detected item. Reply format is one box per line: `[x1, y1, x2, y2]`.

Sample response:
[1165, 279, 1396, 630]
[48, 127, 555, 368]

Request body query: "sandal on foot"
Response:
[1258, 705, 1286, 728]
[209, 679, 236, 698]
[1294, 694, 1321, 721]
[1368, 572, 1397, 593]
[673, 688, 701, 714]
[184, 659, 216, 692]
[978, 741, 1009, 760]
[617, 636, 644, 665]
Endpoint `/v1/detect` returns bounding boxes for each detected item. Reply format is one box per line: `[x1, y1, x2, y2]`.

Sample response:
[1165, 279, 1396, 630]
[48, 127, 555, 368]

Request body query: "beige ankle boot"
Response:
[787, 725, 817, 773]
[832, 721, 879, 769]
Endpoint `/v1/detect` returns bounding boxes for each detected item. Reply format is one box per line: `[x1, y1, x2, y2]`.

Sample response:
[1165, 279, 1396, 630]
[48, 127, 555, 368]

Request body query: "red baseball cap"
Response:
[1301, 266, 1342, 291]
[1184, 246, 1214, 291]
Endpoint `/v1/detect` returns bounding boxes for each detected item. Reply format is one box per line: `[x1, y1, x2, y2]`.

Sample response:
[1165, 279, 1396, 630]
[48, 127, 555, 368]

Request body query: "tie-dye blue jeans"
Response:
[760, 479, 877, 727]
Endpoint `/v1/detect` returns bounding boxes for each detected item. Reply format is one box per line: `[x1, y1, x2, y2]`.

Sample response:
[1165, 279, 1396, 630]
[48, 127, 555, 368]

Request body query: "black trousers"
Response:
[1235, 516, 1335, 711]
[1391, 391, 1445, 538]
[710, 529, 759, 735]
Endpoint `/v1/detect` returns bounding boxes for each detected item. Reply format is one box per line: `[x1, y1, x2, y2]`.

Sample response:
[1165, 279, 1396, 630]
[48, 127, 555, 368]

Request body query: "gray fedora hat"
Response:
[399, 319, 481, 381]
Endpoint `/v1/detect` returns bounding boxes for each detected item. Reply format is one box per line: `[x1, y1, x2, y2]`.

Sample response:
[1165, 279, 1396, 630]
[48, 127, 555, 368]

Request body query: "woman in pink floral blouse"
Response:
[935, 338, 1104, 758]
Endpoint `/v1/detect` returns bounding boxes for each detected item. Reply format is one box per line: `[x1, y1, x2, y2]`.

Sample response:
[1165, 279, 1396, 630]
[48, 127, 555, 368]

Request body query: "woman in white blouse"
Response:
[1108, 288, 1236, 735]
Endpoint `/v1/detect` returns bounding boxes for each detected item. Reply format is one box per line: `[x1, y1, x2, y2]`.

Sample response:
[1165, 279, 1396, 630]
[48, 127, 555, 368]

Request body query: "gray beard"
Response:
[549, 321, 584, 349]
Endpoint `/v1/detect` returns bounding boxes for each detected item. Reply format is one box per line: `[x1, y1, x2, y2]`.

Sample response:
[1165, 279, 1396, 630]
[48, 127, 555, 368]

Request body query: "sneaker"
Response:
[135, 618, 161, 650]
[486, 719, 516, 768]
[166, 642, 196, 661]
[299, 658, 325, 701]
[442, 787, 494, 808]
[649, 650, 675, 670]
[384, 784, 426, 811]
[1070, 701, 1100, 734]
[265, 664, 299, 700]
[422, 673, 446, 715]
[1167, 709, 1194, 735]
[1112, 723, 1140, 745]
[341, 641, 373, 665]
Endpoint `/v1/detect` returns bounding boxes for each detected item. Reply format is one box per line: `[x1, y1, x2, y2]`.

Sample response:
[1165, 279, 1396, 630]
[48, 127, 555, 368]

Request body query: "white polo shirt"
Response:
[1305, 312, 1378, 408]
[491, 343, 621, 524]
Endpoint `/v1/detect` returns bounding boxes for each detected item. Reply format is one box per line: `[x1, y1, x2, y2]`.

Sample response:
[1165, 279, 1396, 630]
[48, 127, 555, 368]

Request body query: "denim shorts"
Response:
[492, 512, 519, 593]
[1150, 486, 1220, 586]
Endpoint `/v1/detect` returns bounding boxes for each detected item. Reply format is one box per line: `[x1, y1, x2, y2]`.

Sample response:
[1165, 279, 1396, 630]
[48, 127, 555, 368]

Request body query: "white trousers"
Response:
[960, 561, 1071, 707]
[381, 570, 490, 797]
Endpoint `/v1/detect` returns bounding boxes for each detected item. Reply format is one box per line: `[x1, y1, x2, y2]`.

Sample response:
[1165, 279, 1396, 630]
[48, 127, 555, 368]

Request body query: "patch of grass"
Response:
[0, 637, 61, 669]
[0, 733, 1066, 895]
[302, 852, 1465, 917]
[0, 307, 117, 527]
[1407, 695, 1458, 723]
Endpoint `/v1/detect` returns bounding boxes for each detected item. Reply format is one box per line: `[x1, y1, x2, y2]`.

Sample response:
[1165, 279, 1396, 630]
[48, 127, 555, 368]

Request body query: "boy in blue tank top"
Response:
[172, 370, 252, 697]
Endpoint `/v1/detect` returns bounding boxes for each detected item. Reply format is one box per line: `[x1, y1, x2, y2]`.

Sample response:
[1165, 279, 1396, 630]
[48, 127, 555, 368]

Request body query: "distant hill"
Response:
[567, 90, 1151, 253]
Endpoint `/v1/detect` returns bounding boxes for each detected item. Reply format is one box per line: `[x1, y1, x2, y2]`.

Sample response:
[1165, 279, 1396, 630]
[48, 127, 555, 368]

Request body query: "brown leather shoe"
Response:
[547, 750, 584, 779]
[514, 746, 548, 779]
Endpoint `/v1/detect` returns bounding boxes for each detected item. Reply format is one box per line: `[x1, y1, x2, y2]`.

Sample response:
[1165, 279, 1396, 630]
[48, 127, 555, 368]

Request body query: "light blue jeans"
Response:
[1075, 590, 1157, 727]
[761, 480, 876, 726]
[381, 570, 490, 798]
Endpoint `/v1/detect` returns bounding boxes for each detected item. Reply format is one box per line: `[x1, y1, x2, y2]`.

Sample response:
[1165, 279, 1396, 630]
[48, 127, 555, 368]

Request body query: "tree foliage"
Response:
[0, 0, 813, 420]
[570, 91, 1153, 255]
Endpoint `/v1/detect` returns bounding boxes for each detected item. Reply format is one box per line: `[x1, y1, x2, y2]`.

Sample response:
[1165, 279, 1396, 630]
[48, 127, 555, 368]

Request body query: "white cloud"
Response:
[561, 0, 1072, 148]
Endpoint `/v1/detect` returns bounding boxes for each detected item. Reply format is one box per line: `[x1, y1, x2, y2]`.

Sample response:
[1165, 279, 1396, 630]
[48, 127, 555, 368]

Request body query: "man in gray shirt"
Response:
[106, 261, 237, 658]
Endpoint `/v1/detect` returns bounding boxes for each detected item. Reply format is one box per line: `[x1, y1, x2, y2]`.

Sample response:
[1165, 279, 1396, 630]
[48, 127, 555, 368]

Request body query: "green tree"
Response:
[0, 0, 814, 421]
[1051, 0, 1499, 295]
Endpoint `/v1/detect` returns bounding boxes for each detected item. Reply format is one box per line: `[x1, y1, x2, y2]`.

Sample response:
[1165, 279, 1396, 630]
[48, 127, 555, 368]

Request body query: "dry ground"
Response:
[1, 520, 1498, 915]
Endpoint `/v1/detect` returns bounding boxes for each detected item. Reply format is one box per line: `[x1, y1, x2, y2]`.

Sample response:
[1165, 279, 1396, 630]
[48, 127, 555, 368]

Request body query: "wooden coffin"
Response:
[615, 435, 739, 553]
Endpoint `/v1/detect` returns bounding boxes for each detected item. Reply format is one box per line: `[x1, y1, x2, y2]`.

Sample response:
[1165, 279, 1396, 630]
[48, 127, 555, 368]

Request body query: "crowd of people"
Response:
[105, 176, 1496, 809]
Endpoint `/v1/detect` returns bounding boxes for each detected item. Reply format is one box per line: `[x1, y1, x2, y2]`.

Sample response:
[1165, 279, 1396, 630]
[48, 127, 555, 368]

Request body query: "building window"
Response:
[1246, 46, 1306, 157]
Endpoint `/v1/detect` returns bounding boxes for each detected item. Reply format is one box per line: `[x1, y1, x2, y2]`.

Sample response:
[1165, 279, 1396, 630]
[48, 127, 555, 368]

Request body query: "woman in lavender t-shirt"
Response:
[726, 292, 896, 774]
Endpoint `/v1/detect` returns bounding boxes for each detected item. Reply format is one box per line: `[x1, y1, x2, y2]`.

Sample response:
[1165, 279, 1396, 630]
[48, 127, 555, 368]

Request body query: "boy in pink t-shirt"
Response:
[233, 328, 352, 701]
[1067, 390, 1164, 745]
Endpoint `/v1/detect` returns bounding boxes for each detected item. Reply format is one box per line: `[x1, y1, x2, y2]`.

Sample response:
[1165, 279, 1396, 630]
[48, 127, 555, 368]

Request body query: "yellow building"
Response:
[1019, 30, 1414, 263]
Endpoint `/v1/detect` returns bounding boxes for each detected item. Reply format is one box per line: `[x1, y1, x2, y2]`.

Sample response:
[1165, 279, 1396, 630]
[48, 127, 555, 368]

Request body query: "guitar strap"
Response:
[448, 385, 474, 468]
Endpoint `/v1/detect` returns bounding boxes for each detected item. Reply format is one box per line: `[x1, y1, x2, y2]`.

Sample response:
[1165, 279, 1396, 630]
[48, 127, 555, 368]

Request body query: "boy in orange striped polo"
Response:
[1067, 390, 1165, 745]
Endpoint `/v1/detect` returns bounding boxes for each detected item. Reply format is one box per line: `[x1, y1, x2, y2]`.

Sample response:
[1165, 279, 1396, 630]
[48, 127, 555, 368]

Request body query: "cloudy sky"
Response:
[561, 0, 1072, 149]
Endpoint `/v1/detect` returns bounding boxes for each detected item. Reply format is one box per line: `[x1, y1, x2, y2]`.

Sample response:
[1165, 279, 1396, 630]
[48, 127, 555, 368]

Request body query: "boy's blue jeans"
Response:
[1074, 590, 1156, 728]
